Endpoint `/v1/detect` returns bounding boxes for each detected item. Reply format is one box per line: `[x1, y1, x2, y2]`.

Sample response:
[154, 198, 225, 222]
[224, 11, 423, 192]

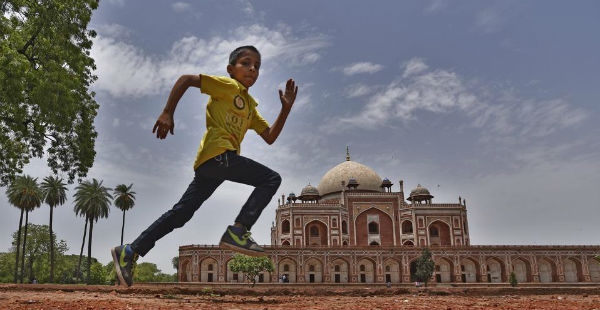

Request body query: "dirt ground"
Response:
[1, 284, 599, 310]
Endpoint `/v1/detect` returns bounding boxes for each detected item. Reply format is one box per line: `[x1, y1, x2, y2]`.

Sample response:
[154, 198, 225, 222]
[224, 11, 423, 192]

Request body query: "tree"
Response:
[75, 216, 88, 282]
[40, 175, 67, 282]
[113, 184, 136, 246]
[9, 224, 68, 283]
[6, 175, 42, 283]
[0, 0, 100, 186]
[73, 178, 111, 284]
[413, 248, 435, 287]
[172, 256, 179, 282]
[229, 254, 274, 287]
[509, 272, 518, 287]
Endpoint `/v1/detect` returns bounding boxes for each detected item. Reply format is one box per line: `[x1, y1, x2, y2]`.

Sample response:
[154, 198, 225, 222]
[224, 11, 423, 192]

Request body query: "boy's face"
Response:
[227, 50, 260, 88]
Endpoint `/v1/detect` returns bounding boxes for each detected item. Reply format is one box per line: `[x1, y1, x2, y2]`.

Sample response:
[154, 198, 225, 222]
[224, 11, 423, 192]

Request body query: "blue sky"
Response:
[1, 0, 599, 274]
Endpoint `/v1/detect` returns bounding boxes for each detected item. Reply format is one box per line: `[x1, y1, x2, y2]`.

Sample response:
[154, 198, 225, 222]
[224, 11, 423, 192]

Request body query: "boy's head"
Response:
[227, 46, 261, 88]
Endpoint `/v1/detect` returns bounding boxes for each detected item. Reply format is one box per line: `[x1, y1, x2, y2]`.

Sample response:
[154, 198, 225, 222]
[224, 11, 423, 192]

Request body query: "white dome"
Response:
[317, 160, 383, 196]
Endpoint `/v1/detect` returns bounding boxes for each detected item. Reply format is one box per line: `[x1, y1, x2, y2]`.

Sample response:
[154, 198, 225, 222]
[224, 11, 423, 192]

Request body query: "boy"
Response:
[111, 45, 298, 286]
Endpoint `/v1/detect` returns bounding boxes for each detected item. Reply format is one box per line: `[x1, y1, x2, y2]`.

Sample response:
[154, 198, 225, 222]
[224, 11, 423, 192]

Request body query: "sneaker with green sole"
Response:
[219, 225, 266, 257]
[111, 244, 138, 286]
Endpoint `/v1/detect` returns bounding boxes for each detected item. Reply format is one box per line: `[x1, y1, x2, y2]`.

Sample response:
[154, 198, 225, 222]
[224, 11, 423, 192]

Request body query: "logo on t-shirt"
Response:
[233, 95, 245, 110]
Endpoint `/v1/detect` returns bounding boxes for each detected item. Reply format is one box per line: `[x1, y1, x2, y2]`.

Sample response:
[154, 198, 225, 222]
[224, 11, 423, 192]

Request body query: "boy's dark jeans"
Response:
[131, 150, 281, 256]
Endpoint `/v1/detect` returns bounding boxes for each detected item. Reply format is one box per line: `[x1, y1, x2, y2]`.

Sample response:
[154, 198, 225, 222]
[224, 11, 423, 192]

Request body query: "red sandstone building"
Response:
[179, 151, 600, 284]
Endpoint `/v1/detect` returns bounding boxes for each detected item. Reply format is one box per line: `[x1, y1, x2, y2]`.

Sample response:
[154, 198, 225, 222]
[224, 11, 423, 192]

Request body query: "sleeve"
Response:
[249, 107, 270, 135]
[199, 74, 237, 98]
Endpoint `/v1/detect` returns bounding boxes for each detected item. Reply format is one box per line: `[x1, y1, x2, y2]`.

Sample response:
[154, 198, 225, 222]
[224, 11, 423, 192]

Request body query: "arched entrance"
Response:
[563, 258, 583, 282]
[278, 258, 297, 283]
[435, 258, 453, 283]
[428, 221, 451, 246]
[330, 258, 349, 283]
[486, 257, 506, 283]
[304, 220, 328, 246]
[403, 240, 414, 246]
[357, 258, 376, 283]
[181, 260, 192, 282]
[304, 258, 323, 283]
[460, 258, 479, 283]
[383, 259, 401, 283]
[538, 258, 557, 283]
[512, 257, 531, 283]
[200, 258, 218, 282]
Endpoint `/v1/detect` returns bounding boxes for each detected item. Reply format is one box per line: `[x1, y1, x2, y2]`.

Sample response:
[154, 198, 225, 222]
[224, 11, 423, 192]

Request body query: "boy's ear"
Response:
[226, 64, 233, 75]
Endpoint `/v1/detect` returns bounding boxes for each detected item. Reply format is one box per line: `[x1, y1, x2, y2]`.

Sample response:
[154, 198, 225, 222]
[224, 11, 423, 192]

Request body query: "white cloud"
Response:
[402, 58, 428, 78]
[341, 62, 383, 76]
[237, 0, 255, 15]
[91, 24, 329, 98]
[172, 2, 191, 13]
[345, 83, 373, 98]
[326, 58, 587, 144]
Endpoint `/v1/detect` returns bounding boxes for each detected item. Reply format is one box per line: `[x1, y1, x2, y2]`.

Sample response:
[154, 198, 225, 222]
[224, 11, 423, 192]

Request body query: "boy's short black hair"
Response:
[229, 46, 261, 65]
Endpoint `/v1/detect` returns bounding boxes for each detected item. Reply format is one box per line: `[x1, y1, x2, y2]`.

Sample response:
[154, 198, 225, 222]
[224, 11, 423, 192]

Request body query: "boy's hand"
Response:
[152, 111, 174, 139]
[279, 79, 298, 111]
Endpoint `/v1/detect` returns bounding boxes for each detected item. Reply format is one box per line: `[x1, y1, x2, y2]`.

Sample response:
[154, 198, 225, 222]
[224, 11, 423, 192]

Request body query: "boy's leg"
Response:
[130, 174, 223, 256]
[196, 151, 282, 230]
[113, 164, 223, 286]
[196, 151, 281, 256]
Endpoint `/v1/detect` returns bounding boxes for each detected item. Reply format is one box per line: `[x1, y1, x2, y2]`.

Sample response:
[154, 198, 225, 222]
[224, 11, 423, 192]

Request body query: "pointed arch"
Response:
[486, 257, 506, 283]
[428, 220, 451, 246]
[330, 257, 350, 283]
[200, 257, 218, 282]
[537, 257, 557, 283]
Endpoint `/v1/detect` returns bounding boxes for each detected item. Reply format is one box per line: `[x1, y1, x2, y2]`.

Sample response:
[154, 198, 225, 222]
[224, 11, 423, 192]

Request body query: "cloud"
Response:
[345, 83, 373, 98]
[402, 58, 428, 78]
[237, 0, 255, 15]
[340, 62, 383, 76]
[172, 2, 191, 13]
[91, 24, 329, 98]
[326, 58, 587, 143]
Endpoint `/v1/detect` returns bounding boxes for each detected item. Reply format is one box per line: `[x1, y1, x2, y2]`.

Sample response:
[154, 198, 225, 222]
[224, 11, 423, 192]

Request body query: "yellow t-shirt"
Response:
[193, 74, 270, 169]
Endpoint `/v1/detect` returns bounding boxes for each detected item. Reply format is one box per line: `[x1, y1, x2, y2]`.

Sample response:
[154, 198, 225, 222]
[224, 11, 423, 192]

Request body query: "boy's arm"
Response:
[260, 79, 298, 145]
[153, 74, 202, 139]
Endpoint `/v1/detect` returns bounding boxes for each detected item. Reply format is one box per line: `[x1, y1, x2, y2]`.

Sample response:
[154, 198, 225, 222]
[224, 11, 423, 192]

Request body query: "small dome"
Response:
[300, 184, 319, 197]
[381, 178, 392, 186]
[411, 184, 430, 196]
[288, 192, 296, 198]
[407, 184, 434, 201]
[347, 178, 359, 186]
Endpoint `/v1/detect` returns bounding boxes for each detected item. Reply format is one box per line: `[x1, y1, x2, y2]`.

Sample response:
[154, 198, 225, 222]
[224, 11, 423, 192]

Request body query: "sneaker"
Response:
[111, 244, 138, 286]
[219, 225, 266, 257]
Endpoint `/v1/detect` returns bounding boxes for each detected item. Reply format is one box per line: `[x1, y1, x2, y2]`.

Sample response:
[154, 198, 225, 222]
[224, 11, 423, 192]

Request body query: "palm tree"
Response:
[40, 176, 68, 283]
[5, 175, 42, 283]
[75, 215, 88, 282]
[113, 184, 136, 246]
[73, 179, 112, 284]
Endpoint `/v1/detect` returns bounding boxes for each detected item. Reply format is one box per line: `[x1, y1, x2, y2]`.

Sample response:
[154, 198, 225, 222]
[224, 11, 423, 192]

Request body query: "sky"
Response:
[1, 0, 599, 274]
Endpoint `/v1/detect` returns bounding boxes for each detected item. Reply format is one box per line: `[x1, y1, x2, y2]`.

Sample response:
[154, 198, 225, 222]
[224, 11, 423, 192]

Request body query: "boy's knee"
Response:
[270, 171, 282, 187]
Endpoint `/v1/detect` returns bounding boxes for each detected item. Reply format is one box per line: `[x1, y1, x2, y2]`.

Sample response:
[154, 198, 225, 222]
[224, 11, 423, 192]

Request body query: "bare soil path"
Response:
[1, 284, 599, 310]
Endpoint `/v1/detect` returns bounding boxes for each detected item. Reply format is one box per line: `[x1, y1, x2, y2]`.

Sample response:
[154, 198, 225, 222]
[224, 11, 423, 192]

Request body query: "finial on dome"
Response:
[346, 146, 350, 161]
